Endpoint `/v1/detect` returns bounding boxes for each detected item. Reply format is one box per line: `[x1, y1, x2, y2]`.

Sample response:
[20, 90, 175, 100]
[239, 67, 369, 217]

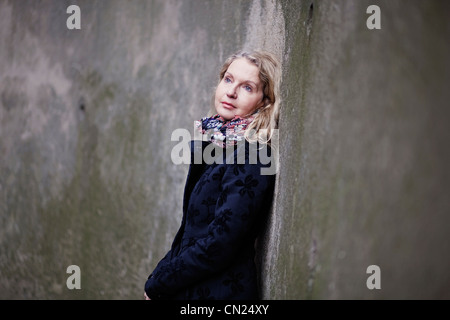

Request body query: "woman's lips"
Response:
[221, 102, 236, 110]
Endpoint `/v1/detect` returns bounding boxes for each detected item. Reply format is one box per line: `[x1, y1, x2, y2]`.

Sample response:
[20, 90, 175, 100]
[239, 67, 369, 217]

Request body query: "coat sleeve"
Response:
[144, 160, 275, 299]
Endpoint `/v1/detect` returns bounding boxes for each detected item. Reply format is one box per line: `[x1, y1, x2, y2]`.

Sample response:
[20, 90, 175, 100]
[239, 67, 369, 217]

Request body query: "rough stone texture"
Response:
[0, 0, 449, 299]
[258, 0, 450, 299]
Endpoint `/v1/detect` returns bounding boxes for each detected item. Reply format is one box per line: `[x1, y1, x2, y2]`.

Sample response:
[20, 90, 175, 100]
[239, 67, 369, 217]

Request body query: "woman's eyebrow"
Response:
[226, 72, 258, 87]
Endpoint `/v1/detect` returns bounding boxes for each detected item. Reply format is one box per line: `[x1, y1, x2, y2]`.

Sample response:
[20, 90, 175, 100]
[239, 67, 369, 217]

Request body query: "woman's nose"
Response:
[226, 85, 237, 98]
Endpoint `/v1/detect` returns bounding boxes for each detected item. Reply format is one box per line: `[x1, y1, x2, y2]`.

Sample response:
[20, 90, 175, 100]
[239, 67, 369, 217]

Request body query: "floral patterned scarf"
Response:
[195, 114, 255, 148]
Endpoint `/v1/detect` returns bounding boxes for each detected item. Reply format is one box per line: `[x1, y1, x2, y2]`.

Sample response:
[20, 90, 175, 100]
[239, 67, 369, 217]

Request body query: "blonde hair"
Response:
[215, 50, 281, 145]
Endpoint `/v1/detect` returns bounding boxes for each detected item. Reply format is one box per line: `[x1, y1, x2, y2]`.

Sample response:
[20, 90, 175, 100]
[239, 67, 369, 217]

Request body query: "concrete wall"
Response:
[258, 0, 450, 299]
[1, 0, 449, 299]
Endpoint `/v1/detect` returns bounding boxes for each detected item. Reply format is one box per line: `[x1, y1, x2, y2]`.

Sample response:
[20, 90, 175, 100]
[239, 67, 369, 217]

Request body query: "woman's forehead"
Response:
[226, 58, 261, 85]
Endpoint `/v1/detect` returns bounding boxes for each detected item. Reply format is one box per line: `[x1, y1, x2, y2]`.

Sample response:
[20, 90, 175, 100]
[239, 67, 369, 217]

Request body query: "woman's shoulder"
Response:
[233, 139, 273, 161]
[226, 141, 277, 176]
[188, 140, 277, 175]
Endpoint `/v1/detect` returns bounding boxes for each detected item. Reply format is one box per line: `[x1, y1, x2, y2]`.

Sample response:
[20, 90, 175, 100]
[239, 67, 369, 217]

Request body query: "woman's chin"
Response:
[216, 108, 236, 120]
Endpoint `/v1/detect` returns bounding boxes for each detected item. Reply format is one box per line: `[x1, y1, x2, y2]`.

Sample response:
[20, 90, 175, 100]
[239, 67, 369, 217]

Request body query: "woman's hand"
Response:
[144, 292, 151, 300]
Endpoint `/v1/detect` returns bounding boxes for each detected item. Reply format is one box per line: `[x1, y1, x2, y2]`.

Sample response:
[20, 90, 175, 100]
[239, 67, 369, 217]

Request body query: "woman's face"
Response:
[214, 58, 264, 120]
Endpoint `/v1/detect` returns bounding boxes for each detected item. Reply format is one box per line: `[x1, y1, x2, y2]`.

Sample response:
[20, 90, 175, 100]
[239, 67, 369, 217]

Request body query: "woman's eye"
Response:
[224, 77, 232, 83]
[244, 85, 252, 92]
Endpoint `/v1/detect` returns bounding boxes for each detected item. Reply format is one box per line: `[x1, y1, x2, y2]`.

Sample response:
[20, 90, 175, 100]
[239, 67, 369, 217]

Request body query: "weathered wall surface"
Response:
[259, 0, 450, 299]
[0, 0, 449, 299]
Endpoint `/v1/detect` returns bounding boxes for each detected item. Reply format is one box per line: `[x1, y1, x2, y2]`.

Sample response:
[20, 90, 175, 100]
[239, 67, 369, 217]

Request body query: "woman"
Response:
[144, 50, 281, 300]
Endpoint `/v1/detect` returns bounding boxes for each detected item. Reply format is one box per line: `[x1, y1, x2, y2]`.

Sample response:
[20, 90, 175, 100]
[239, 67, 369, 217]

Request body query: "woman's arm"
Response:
[144, 160, 275, 299]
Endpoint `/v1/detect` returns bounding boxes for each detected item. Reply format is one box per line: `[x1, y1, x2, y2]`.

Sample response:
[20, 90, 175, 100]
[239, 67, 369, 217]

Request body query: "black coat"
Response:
[145, 140, 276, 300]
